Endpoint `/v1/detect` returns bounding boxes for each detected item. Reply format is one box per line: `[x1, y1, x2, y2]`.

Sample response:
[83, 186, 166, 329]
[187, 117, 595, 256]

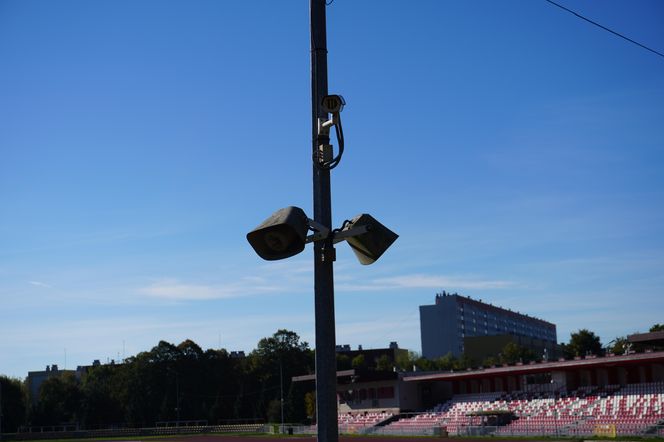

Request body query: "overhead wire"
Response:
[544, 0, 664, 60]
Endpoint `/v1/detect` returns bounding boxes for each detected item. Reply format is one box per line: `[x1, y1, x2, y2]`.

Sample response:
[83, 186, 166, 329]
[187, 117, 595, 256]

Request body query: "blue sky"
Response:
[1, 0, 663, 379]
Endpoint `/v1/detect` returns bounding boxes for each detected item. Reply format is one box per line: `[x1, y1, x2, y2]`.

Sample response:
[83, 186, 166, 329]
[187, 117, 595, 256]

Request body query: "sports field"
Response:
[141, 435, 559, 442]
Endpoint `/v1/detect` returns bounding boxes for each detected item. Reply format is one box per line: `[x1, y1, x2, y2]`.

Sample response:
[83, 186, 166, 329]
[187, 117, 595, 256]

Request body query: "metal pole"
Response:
[280, 354, 284, 432]
[0, 379, 3, 442]
[175, 372, 180, 425]
[310, 2, 338, 442]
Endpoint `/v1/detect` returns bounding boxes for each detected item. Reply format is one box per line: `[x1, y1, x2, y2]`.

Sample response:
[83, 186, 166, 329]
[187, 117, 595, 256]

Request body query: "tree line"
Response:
[1, 330, 315, 432]
[1, 325, 661, 433]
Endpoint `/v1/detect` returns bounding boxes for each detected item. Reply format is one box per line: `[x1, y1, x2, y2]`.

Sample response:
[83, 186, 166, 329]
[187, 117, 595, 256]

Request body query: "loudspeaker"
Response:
[246, 206, 309, 261]
[342, 214, 398, 265]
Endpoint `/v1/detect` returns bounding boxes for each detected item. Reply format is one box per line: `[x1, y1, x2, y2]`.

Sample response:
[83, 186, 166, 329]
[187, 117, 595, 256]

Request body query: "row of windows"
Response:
[339, 386, 395, 402]
[459, 327, 556, 341]
[457, 306, 554, 331]
[459, 320, 554, 334]
[459, 315, 551, 329]
[458, 317, 554, 338]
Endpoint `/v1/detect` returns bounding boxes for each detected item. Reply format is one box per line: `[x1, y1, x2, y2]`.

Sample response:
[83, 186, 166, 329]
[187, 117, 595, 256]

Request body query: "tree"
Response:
[500, 342, 536, 365]
[254, 330, 309, 359]
[413, 356, 436, 372]
[434, 353, 458, 371]
[376, 354, 392, 371]
[454, 353, 475, 370]
[501, 342, 522, 365]
[395, 351, 416, 371]
[285, 380, 309, 424]
[0, 376, 28, 433]
[266, 399, 281, 423]
[14, 333, 318, 428]
[351, 354, 366, 369]
[248, 330, 313, 422]
[32, 372, 82, 426]
[79, 364, 125, 428]
[482, 356, 500, 367]
[650, 324, 664, 332]
[177, 339, 204, 359]
[336, 354, 351, 370]
[565, 329, 603, 357]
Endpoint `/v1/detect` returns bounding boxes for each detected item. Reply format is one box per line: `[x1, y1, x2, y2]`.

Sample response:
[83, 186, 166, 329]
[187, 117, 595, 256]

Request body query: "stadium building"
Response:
[419, 292, 557, 360]
[292, 349, 664, 437]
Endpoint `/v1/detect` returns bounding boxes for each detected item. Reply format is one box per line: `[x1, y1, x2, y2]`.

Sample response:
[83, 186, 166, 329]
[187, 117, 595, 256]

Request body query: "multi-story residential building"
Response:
[420, 291, 557, 359]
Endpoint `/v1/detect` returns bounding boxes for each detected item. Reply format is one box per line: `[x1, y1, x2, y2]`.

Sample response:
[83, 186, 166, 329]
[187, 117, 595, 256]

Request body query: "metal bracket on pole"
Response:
[332, 225, 369, 243]
[306, 222, 369, 244]
[318, 117, 335, 137]
[317, 118, 336, 166]
[305, 219, 331, 243]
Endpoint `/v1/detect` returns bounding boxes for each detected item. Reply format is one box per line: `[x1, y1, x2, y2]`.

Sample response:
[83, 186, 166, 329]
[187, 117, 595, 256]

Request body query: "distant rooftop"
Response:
[434, 290, 555, 327]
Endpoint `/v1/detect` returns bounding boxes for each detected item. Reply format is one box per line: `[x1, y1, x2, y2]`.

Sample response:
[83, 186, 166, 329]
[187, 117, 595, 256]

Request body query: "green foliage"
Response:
[266, 399, 282, 424]
[32, 371, 82, 426]
[0, 375, 28, 433]
[336, 354, 351, 370]
[413, 356, 436, 372]
[564, 329, 603, 358]
[247, 329, 313, 423]
[17, 329, 313, 429]
[500, 342, 536, 365]
[375, 354, 393, 371]
[482, 356, 500, 367]
[285, 380, 308, 424]
[80, 364, 125, 428]
[607, 336, 630, 355]
[650, 324, 664, 332]
[395, 350, 416, 371]
[351, 354, 366, 369]
[435, 352, 458, 370]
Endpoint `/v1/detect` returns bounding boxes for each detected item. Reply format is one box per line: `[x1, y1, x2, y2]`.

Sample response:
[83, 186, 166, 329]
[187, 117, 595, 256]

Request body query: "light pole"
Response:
[310, 2, 337, 442]
[165, 366, 181, 425]
[246, 3, 398, 442]
[279, 355, 284, 432]
[278, 334, 285, 433]
[174, 371, 180, 426]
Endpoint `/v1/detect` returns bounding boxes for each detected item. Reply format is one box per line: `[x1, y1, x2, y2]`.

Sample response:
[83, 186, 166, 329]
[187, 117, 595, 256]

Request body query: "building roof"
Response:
[403, 351, 664, 382]
[431, 293, 555, 329]
[628, 330, 664, 345]
[292, 368, 398, 384]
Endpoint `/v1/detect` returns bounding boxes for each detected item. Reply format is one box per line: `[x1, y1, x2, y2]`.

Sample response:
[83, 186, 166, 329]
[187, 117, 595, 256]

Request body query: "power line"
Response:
[544, 0, 664, 60]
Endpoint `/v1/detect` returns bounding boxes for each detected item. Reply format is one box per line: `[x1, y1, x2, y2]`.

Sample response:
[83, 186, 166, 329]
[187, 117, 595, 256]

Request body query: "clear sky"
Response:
[1, 0, 663, 379]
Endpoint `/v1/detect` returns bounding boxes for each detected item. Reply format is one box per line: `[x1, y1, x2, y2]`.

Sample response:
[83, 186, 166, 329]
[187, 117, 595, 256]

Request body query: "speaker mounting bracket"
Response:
[305, 219, 331, 243]
[332, 225, 369, 244]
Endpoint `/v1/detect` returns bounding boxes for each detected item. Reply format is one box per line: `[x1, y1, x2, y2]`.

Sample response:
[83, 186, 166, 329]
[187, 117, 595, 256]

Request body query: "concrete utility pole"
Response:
[310, 2, 338, 442]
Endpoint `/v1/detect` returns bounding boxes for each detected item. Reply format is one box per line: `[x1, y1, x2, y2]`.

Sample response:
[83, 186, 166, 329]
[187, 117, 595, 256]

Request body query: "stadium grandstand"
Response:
[293, 348, 664, 437]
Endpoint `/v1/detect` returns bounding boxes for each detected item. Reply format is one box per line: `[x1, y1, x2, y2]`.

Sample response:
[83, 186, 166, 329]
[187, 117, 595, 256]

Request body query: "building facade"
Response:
[420, 292, 557, 359]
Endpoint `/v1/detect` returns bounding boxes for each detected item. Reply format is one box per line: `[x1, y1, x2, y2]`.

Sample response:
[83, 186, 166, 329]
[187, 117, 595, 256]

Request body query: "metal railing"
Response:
[5, 420, 663, 440]
[3, 423, 271, 441]
[456, 423, 664, 438]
